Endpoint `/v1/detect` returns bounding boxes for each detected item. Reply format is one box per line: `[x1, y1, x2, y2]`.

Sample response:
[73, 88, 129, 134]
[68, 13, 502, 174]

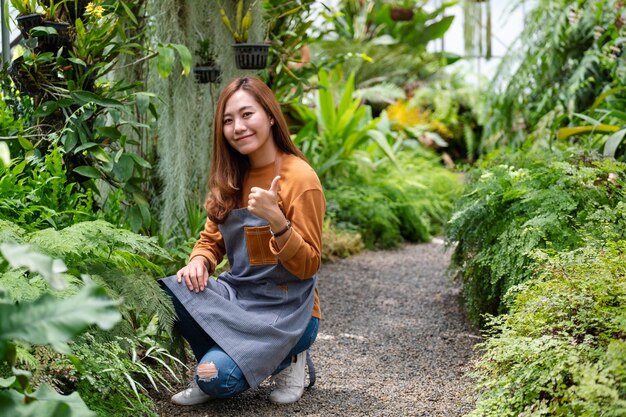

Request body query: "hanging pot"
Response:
[194, 65, 221, 84]
[232, 43, 269, 70]
[16, 13, 44, 39]
[389, 7, 414, 21]
[36, 21, 71, 53]
[8, 57, 44, 96]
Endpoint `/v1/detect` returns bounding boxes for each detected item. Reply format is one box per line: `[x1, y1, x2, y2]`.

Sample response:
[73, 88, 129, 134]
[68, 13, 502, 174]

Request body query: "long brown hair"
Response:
[205, 76, 305, 223]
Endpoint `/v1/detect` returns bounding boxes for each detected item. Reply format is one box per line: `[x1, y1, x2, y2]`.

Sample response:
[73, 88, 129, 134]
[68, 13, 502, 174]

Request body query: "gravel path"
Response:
[155, 241, 479, 416]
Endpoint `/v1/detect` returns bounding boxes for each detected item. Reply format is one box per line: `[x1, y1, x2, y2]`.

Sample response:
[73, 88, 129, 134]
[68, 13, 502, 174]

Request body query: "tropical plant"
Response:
[0, 219, 183, 415]
[557, 88, 626, 161]
[261, 0, 317, 104]
[482, 0, 625, 151]
[408, 71, 486, 163]
[469, 240, 626, 416]
[0, 147, 95, 231]
[446, 148, 626, 324]
[0, 219, 176, 332]
[291, 66, 397, 181]
[311, 0, 459, 90]
[6, 0, 191, 233]
[217, 0, 259, 43]
[0, 243, 121, 417]
[9, 0, 39, 15]
[327, 146, 462, 248]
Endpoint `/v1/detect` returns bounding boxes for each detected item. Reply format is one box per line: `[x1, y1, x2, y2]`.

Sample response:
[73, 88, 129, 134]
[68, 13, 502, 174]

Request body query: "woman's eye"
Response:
[223, 119, 232, 125]
[243, 112, 253, 118]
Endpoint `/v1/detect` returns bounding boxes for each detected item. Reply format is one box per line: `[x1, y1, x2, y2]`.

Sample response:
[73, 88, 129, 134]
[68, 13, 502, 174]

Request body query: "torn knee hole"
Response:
[197, 362, 218, 381]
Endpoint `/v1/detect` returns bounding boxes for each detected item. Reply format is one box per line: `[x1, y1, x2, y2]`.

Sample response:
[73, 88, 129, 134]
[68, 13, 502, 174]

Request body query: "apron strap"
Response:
[305, 350, 316, 388]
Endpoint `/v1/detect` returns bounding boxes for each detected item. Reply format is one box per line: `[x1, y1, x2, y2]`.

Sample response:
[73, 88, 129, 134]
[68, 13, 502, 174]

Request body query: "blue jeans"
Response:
[162, 284, 319, 398]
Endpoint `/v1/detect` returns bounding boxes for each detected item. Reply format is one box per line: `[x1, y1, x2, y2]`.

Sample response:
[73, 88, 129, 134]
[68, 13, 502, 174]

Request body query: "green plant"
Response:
[468, 240, 626, 416]
[0, 243, 121, 417]
[446, 148, 626, 324]
[217, 0, 259, 43]
[326, 147, 462, 248]
[0, 219, 176, 333]
[321, 219, 364, 262]
[195, 38, 217, 66]
[292, 66, 397, 182]
[261, 0, 317, 104]
[482, 0, 625, 152]
[311, 1, 459, 90]
[71, 334, 184, 417]
[557, 88, 626, 161]
[0, 147, 96, 231]
[9, 0, 39, 15]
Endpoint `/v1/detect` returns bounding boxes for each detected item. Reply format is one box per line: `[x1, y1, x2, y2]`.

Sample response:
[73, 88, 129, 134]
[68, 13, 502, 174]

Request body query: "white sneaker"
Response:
[171, 379, 212, 406]
[269, 351, 306, 404]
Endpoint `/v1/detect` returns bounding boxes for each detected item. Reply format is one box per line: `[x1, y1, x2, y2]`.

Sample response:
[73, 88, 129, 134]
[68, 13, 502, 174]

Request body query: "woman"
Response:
[160, 76, 324, 406]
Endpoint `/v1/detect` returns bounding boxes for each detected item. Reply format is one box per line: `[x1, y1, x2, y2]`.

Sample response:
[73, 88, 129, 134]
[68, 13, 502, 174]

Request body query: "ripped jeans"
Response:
[162, 285, 319, 398]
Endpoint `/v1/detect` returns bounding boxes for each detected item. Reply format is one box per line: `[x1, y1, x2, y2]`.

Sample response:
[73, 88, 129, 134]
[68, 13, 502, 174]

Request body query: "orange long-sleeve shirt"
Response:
[189, 154, 325, 318]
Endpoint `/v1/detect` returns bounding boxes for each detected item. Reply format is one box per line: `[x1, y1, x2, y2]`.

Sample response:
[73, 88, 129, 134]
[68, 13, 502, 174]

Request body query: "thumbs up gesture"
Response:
[247, 175, 283, 222]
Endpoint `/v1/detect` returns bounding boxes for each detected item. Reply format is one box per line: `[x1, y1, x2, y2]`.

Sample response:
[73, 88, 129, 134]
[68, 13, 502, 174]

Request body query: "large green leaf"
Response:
[157, 45, 175, 79]
[70, 91, 125, 109]
[169, 43, 192, 76]
[419, 15, 454, 43]
[603, 128, 626, 158]
[557, 124, 620, 139]
[0, 384, 95, 417]
[0, 244, 67, 290]
[0, 283, 121, 354]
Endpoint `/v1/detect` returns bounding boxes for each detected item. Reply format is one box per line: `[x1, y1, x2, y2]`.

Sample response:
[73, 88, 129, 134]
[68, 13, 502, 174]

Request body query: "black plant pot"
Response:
[16, 13, 44, 39]
[232, 43, 269, 70]
[194, 65, 221, 84]
[8, 57, 43, 96]
[389, 7, 414, 21]
[37, 21, 71, 53]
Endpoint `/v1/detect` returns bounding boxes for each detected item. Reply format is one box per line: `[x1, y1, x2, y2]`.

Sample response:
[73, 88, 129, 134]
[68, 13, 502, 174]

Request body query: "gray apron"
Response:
[161, 208, 317, 389]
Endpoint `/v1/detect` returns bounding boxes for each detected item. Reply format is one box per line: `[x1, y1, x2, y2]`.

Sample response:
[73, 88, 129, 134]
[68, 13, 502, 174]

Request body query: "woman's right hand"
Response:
[176, 256, 210, 293]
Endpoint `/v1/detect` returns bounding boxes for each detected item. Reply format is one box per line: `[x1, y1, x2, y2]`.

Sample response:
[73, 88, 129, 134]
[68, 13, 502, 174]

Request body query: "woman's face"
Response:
[222, 90, 276, 167]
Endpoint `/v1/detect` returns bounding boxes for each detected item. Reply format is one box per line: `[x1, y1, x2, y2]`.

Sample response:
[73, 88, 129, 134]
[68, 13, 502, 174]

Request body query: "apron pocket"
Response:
[244, 225, 278, 266]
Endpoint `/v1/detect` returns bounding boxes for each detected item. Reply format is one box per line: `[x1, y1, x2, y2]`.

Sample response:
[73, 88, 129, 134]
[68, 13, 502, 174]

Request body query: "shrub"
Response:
[327, 148, 462, 249]
[446, 149, 626, 324]
[321, 220, 364, 262]
[469, 240, 626, 416]
[0, 147, 95, 231]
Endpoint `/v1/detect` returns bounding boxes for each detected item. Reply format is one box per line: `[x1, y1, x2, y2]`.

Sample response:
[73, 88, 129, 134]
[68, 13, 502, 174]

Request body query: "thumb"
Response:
[269, 175, 281, 194]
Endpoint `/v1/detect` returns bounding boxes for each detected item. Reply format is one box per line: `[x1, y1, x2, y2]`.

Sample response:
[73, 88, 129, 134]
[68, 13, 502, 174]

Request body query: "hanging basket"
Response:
[389, 7, 414, 21]
[36, 21, 71, 53]
[194, 65, 221, 84]
[232, 43, 269, 70]
[16, 13, 44, 39]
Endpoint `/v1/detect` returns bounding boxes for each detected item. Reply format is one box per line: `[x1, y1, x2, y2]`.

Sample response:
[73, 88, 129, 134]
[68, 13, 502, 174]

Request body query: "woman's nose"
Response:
[234, 118, 246, 132]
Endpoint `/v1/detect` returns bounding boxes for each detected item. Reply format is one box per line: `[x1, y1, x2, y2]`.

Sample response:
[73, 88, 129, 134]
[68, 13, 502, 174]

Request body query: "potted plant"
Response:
[194, 38, 221, 84]
[386, 0, 415, 21]
[34, 0, 70, 53]
[11, 0, 44, 38]
[217, 0, 269, 70]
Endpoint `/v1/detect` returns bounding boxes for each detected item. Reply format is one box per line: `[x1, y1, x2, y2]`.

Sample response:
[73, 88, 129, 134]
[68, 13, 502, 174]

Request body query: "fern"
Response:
[327, 148, 462, 248]
[0, 219, 176, 333]
[447, 149, 626, 324]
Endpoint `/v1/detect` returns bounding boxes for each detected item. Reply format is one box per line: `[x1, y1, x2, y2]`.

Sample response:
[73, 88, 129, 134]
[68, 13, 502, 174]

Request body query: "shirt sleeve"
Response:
[189, 218, 226, 273]
[270, 188, 325, 279]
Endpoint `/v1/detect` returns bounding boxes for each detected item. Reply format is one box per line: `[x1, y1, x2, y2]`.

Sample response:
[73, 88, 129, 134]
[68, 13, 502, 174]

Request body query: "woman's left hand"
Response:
[247, 176, 284, 225]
